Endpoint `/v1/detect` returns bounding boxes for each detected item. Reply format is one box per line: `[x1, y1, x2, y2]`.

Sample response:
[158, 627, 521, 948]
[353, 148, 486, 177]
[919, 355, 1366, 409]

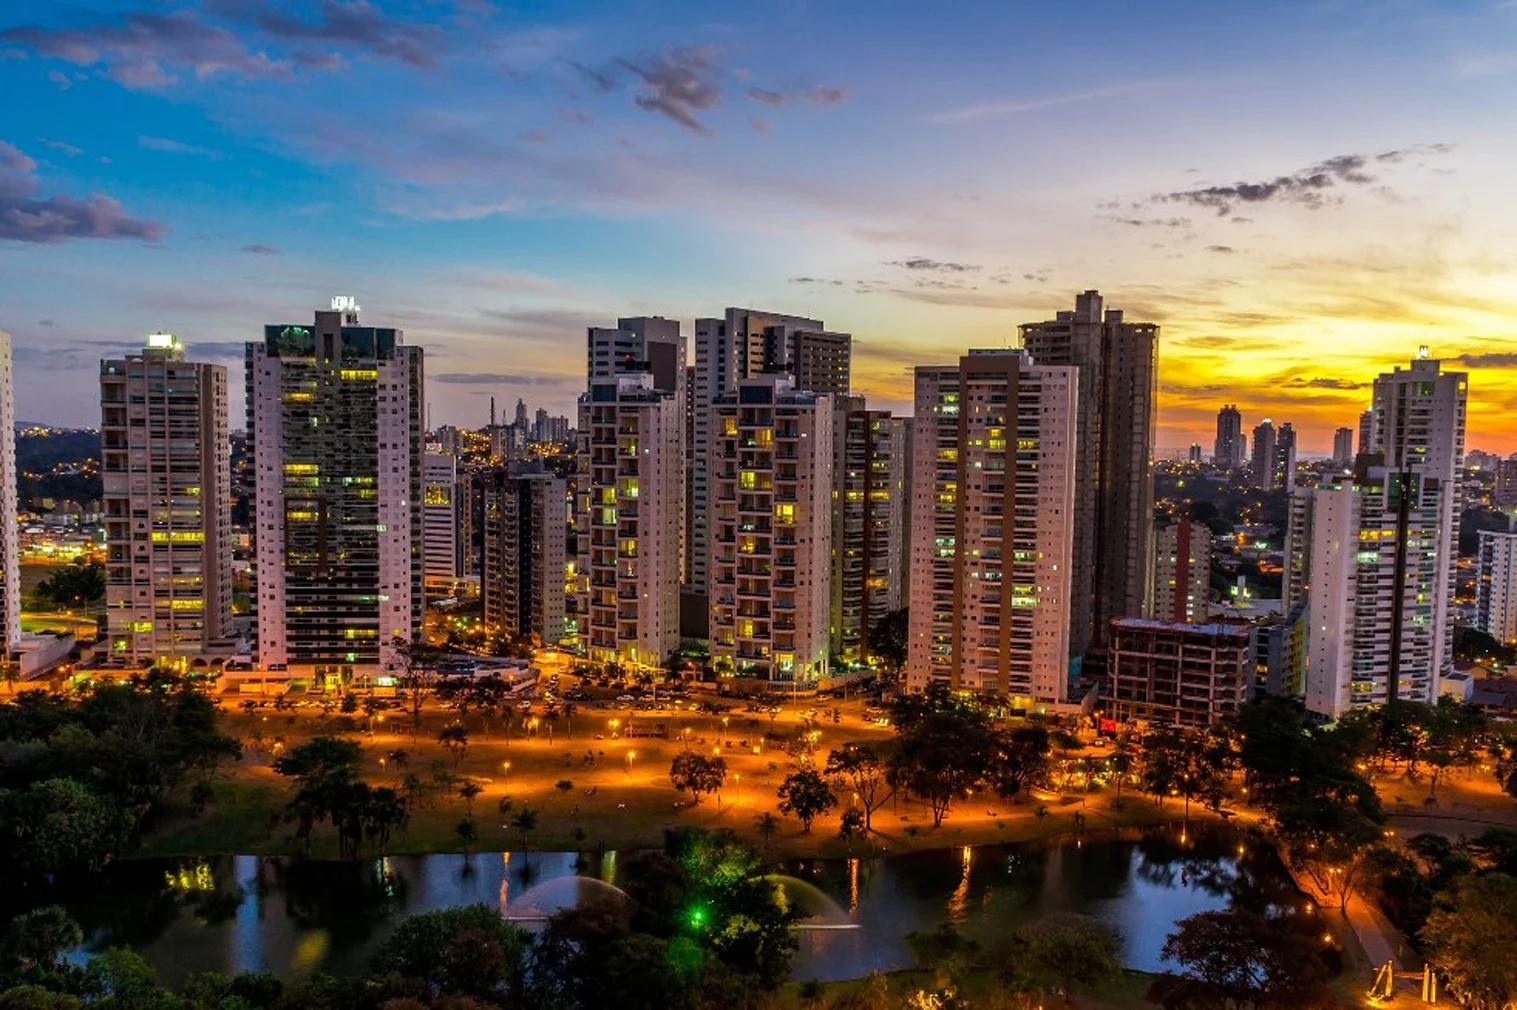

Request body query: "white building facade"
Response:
[1476, 529, 1517, 645]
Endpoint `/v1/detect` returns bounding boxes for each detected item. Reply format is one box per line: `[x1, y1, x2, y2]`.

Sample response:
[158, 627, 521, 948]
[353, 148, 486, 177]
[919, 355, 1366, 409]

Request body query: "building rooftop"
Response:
[1111, 617, 1253, 639]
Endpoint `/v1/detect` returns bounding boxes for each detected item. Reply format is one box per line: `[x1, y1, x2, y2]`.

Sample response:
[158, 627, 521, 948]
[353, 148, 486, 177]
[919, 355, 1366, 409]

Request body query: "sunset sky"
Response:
[3, 0, 1516, 452]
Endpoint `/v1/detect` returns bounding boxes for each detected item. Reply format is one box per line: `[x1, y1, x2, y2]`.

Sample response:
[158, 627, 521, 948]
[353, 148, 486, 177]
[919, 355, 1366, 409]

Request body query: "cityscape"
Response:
[3, 2, 1517, 1009]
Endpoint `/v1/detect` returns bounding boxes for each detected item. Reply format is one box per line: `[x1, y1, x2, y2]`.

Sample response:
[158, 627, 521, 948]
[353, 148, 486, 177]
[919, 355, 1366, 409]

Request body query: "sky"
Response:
[3, 0, 1517, 453]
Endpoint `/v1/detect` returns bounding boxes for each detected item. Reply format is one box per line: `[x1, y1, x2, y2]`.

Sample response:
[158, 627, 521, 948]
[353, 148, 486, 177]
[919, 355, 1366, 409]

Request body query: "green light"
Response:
[690, 908, 706, 927]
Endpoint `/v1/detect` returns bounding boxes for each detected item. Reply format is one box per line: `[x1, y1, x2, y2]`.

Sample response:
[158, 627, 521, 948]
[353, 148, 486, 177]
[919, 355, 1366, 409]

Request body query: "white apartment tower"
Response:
[0, 333, 17, 654]
[576, 373, 682, 668]
[708, 377, 834, 684]
[1294, 350, 1466, 718]
[1477, 529, 1517, 645]
[690, 309, 833, 594]
[907, 352, 1078, 701]
[247, 299, 424, 678]
[830, 397, 905, 664]
[101, 334, 232, 661]
[422, 449, 461, 584]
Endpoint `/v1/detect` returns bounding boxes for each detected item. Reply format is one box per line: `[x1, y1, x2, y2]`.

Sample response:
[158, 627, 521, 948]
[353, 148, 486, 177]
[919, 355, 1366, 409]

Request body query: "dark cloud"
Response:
[241, 244, 281, 255]
[569, 61, 615, 92]
[788, 276, 843, 286]
[433, 372, 566, 385]
[618, 47, 722, 132]
[1457, 352, 1517, 368]
[1151, 145, 1452, 216]
[888, 257, 980, 273]
[747, 87, 783, 106]
[2, 11, 289, 88]
[1286, 377, 1367, 390]
[1107, 215, 1190, 229]
[0, 139, 164, 244]
[805, 86, 848, 105]
[1205, 245, 1236, 254]
[37, 319, 56, 328]
[243, 0, 447, 69]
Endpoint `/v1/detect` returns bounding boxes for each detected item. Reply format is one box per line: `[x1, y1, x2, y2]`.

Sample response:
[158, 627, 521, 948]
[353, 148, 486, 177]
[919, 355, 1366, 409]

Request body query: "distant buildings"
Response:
[1333, 426, 1355, 469]
[1250, 419, 1296, 492]
[422, 450, 461, 585]
[1153, 519, 1212, 623]
[247, 299, 424, 676]
[1477, 529, 1517, 646]
[907, 351, 1077, 701]
[1291, 350, 1465, 719]
[101, 334, 232, 661]
[1019, 290, 1157, 657]
[1107, 618, 1253, 728]
[1495, 455, 1517, 508]
[1213, 405, 1245, 469]
[482, 470, 568, 644]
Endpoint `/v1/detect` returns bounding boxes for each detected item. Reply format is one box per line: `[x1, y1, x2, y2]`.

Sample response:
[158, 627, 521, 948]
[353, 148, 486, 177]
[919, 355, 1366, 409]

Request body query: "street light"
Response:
[625, 750, 635, 775]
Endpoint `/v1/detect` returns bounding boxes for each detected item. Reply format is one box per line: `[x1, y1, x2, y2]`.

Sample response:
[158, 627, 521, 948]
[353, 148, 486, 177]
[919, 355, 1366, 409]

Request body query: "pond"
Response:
[32, 823, 1302, 985]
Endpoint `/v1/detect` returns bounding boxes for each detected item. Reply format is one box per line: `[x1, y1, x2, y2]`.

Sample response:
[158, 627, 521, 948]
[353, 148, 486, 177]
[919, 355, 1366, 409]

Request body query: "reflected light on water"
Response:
[947, 846, 972, 922]
[847, 858, 859, 916]
[291, 930, 329, 975]
[498, 852, 511, 914]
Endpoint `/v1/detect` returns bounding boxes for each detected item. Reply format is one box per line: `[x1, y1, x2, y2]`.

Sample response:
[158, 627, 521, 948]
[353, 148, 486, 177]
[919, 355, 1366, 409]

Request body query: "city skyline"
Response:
[4, 1, 1517, 451]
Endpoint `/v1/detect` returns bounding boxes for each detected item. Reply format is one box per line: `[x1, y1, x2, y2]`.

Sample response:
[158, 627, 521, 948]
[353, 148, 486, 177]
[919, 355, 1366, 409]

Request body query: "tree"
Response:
[838, 809, 866, 850]
[669, 753, 727, 806]
[511, 807, 539, 852]
[1275, 796, 1384, 910]
[888, 686, 996, 828]
[871, 608, 909, 676]
[392, 635, 442, 732]
[271, 736, 368, 856]
[1141, 727, 1226, 823]
[905, 923, 980, 989]
[362, 787, 407, 854]
[1421, 873, 1517, 1010]
[437, 723, 469, 767]
[371, 904, 530, 1002]
[826, 741, 893, 831]
[455, 817, 478, 854]
[1148, 908, 1336, 1010]
[990, 725, 1052, 803]
[753, 812, 780, 851]
[1, 906, 83, 978]
[777, 769, 837, 833]
[33, 560, 106, 610]
[458, 780, 482, 817]
[1109, 731, 1137, 799]
[1013, 915, 1121, 1004]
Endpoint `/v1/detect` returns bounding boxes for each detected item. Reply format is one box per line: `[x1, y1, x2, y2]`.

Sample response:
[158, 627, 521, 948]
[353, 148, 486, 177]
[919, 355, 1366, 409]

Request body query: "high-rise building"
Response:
[1357, 409, 1374, 457]
[482, 470, 568, 644]
[1477, 529, 1517, 646]
[247, 298, 424, 676]
[829, 396, 904, 665]
[1251, 420, 1278, 491]
[1495, 455, 1517, 508]
[1293, 350, 1466, 718]
[907, 351, 1077, 700]
[1152, 519, 1212, 623]
[587, 316, 685, 393]
[1107, 619, 1253, 729]
[422, 450, 461, 585]
[575, 373, 682, 669]
[1332, 427, 1355, 469]
[101, 334, 232, 661]
[0, 333, 19, 655]
[1019, 290, 1157, 657]
[514, 397, 528, 431]
[690, 309, 829, 594]
[1213, 405, 1244, 469]
[1275, 422, 1298, 493]
[707, 377, 833, 683]
[778, 329, 852, 396]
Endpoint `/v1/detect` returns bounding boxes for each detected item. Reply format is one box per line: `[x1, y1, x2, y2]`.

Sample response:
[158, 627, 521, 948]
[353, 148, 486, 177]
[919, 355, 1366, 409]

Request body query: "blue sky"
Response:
[4, 0, 1517, 451]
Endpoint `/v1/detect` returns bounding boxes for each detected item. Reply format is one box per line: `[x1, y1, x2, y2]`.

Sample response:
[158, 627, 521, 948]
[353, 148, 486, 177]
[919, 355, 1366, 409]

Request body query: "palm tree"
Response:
[363, 787, 409, 855]
[754, 812, 780, 852]
[438, 723, 469, 766]
[511, 807, 539, 853]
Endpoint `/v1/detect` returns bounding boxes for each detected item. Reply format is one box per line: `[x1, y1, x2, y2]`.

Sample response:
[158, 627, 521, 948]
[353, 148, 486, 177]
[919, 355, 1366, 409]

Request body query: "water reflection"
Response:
[21, 823, 1296, 986]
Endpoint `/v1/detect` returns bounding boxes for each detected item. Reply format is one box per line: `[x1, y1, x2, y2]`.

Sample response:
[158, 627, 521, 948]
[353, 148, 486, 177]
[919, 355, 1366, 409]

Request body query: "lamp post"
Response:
[625, 750, 635, 776]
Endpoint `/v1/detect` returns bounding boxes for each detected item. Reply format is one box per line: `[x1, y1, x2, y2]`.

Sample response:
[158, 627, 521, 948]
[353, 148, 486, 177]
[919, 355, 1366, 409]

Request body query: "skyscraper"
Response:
[1275, 422, 1298, 493]
[830, 397, 904, 665]
[1357, 409, 1374, 457]
[1251, 420, 1278, 491]
[1293, 350, 1466, 718]
[1332, 426, 1355, 469]
[587, 317, 685, 393]
[482, 470, 568, 644]
[575, 373, 682, 669]
[0, 333, 18, 655]
[101, 334, 232, 661]
[1494, 455, 1517, 507]
[1477, 528, 1517, 646]
[248, 298, 424, 677]
[1019, 290, 1157, 656]
[1152, 519, 1212, 623]
[907, 351, 1077, 700]
[1213, 405, 1244, 469]
[690, 309, 828, 594]
[708, 377, 834, 684]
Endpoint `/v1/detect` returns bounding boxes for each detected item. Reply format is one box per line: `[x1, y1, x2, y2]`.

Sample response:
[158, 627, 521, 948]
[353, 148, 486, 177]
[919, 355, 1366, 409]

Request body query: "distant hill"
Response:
[16, 426, 101, 507]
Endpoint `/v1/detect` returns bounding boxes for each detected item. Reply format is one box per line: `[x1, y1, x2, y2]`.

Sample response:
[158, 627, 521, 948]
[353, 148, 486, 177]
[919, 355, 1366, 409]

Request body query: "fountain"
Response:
[503, 875, 630, 924]
[761, 874, 862, 931]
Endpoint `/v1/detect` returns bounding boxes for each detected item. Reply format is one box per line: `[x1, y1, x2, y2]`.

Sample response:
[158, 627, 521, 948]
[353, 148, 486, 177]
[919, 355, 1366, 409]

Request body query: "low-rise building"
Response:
[1107, 618, 1253, 728]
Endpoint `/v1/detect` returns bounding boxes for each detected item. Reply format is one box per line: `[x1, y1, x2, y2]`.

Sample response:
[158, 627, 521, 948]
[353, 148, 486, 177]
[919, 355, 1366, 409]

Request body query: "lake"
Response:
[33, 823, 1302, 985]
